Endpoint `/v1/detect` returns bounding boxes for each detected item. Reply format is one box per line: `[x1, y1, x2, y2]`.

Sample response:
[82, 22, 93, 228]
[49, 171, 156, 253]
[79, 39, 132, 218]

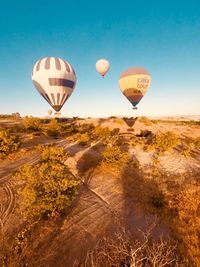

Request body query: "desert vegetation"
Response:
[16, 145, 80, 219]
[85, 225, 178, 267]
[145, 131, 179, 154]
[44, 118, 62, 138]
[23, 116, 42, 132]
[0, 116, 199, 266]
[0, 128, 21, 158]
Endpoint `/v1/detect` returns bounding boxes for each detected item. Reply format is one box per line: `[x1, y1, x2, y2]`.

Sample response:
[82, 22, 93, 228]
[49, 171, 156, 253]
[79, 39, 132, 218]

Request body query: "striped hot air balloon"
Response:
[32, 57, 76, 112]
[119, 67, 151, 109]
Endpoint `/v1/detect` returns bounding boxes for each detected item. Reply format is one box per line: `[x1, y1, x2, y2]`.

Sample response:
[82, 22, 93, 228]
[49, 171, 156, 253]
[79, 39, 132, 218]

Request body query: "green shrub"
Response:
[137, 130, 153, 138]
[194, 137, 200, 148]
[150, 131, 179, 153]
[102, 145, 130, 167]
[39, 145, 68, 163]
[78, 123, 95, 134]
[111, 128, 120, 136]
[0, 129, 21, 158]
[180, 138, 194, 157]
[94, 126, 110, 140]
[44, 119, 61, 138]
[77, 133, 91, 146]
[113, 136, 129, 147]
[61, 123, 78, 136]
[23, 116, 41, 132]
[0, 113, 21, 120]
[180, 136, 200, 157]
[16, 146, 80, 219]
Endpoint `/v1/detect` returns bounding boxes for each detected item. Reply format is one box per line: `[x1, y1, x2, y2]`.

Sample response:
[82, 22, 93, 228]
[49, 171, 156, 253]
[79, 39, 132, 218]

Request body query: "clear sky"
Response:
[0, 0, 200, 117]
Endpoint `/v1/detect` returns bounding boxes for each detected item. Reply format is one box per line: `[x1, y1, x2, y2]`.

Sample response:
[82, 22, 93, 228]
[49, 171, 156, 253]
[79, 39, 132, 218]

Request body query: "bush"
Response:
[102, 146, 130, 168]
[23, 116, 41, 132]
[113, 136, 129, 147]
[38, 145, 69, 163]
[78, 123, 95, 134]
[16, 146, 80, 219]
[137, 129, 153, 138]
[138, 116, 152, 126]
[180, 138, 195, 157]
[61, 123, 78, 136]
[76, 133, 91, 146]
[0, 113, 21, 120]
[94, 126, 110, 141]
[44, 119, 61, 138]
[150, 131, 179, 153]
[85, 225, 178, 267]
[179, 136, 200, 157]
[0, 129, 21, 158]
[111, 128, 120, 136]
[194, 136, 200, 148]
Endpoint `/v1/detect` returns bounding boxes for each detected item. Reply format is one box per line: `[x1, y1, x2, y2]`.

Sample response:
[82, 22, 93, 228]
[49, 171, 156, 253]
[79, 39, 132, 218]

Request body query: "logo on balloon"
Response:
[137, 77, 150, 89]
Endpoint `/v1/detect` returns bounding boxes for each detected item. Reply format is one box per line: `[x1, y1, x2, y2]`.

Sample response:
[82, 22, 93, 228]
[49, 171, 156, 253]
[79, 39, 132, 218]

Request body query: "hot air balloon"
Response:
[32, 57, 76, 113]
[96, 59, 110, 77]
[48, 109, 52, 116]
[119, 67, 151, 109]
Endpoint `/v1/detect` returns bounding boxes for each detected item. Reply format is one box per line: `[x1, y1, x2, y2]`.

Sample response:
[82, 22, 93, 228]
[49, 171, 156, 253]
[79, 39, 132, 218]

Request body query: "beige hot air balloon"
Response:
[32, 57, 76, 112]
[48, 109, 52, 116]
[119, 67, 151, 109]
[96, 59, 110, 77]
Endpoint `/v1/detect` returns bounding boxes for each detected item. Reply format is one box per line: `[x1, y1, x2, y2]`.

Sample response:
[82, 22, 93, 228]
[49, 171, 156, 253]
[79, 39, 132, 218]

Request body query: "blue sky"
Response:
[0, 0, 200, 117]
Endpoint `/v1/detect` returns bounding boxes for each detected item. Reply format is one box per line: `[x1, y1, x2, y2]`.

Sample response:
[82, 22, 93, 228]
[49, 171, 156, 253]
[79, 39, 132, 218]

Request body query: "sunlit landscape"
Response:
[0, 0, 200, 266]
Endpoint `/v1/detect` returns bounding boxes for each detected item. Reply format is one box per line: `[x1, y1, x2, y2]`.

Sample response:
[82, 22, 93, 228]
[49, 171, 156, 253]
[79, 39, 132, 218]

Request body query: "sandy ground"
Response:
[1, 118, 200, 266]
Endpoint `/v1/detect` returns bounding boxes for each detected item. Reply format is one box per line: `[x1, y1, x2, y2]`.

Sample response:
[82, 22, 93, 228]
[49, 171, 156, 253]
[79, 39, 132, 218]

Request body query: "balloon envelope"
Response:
[32, 57, 76, 112]
[96, 59, 110, 77]
[48, 110, 52, 115]
[119, 67, 151, 108]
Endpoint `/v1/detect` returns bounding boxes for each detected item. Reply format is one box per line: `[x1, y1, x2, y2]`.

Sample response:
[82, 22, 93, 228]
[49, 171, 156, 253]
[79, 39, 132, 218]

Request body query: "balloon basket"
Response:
[54, 112, 61, 118]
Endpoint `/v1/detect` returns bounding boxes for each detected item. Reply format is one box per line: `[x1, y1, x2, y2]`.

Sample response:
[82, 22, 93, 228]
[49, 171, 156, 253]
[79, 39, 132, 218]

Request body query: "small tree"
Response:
[85, 226, 178, 267]
[23, 116, 41, 132]
[45, 119, 61, 138]
[102, 145, 130, 168]
[77, 133, 91, 146]
[94, 126, 110, 141]
[150, 131, 179, 154]
[16, 146, 80, 219]
[0, 129, 21, 158]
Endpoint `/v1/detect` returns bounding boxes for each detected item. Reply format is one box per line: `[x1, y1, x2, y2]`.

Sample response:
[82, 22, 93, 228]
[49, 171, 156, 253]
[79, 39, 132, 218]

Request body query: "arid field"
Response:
[0, 115, 200, 267]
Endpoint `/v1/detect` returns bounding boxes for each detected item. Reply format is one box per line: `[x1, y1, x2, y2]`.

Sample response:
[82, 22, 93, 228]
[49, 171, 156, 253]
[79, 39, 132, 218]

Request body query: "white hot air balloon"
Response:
[96, 59, 110, 77]
[32, 57, 76, 112]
